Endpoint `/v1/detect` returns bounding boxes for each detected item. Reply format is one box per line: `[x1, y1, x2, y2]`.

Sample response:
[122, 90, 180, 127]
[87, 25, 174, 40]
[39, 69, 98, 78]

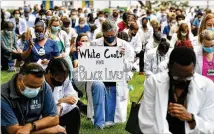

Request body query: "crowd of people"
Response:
[1, 3, 214, 134]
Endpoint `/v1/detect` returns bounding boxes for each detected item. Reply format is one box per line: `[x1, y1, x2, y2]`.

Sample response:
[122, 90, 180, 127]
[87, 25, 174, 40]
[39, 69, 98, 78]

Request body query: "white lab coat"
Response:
[24, 14, 36, 28]
[52, 77, 78, 117]
[66, 27, 78, 41]
[138, 26, 153, 45]
[10, 18, 27, 35]
[86, 37, 135, 123]
[194, 45, 203, 75]
[124, 29, 142, 54]
[138, 71, 214, 133]
[144, 47, 172, 77]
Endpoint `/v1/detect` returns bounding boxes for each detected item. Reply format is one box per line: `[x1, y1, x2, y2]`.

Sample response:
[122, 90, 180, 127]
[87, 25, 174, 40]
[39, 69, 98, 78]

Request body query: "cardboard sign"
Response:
[78, 46, 124, 82]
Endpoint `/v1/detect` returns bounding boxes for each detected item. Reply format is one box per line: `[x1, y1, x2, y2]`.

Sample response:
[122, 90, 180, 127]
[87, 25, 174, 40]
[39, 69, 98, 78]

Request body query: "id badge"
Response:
[207, 69, 214, 76]
[38, 48, 45, 56]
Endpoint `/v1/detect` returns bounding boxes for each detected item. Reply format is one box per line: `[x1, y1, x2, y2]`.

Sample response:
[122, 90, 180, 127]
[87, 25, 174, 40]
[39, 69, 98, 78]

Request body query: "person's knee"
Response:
[92, 81, 105, 93]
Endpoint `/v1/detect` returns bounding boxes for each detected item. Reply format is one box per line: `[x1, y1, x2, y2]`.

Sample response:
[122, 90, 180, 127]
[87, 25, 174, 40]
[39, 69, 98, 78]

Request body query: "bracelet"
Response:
[31, 122, 37, 131]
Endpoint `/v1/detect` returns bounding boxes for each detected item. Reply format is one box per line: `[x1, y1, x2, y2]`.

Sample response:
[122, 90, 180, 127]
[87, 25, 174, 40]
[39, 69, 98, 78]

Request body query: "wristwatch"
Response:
[31, 122, 37, 131]
[187, 114, 195, 123]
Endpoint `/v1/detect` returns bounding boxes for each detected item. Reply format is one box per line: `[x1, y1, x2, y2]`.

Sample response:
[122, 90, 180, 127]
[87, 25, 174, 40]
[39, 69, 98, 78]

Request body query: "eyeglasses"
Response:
[172, 76, 193, 81]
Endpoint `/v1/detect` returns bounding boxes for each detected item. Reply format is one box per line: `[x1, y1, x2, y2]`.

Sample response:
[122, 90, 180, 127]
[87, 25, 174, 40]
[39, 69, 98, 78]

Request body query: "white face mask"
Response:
[99, 17, 105, 21]
[79, 24, 85, 27]
[15, 14, 20, 18]
[82, 42, 90, 47]
[71, 15, 77, 19]
[181, 32, 187, 36]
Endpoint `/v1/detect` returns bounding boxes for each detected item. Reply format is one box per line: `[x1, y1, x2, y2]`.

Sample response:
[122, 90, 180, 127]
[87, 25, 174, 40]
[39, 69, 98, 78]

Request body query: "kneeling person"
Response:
[45, 58, 80, 134]
[1, 63, 66, 134]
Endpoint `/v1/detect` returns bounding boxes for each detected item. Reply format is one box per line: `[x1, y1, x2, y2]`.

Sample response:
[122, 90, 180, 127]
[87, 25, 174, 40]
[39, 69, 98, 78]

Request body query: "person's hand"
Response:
[16, 123, 32, 134]
[55, 125, 67, 134]
[57, 105, 63, 115]
[12, 49, 18, 54]
[58, 96, 77, 104]
[119, 47, 125, 56]
[29, 39, 34, 49]
[17, 48, 23, 53]
[77, 46, 81, 52]
[61, 53, 66, 58]
[168, 103, 192, 121]
[41, 59, 49, 65]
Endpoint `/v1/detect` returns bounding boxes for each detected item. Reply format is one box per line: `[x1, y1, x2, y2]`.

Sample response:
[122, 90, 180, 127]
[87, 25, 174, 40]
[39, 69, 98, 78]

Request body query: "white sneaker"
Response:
[104, 121, 115, 128]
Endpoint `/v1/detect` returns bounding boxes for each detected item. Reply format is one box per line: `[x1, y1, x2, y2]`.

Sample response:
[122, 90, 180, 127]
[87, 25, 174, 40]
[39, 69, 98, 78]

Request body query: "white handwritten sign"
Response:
[78, 46, 124, 82]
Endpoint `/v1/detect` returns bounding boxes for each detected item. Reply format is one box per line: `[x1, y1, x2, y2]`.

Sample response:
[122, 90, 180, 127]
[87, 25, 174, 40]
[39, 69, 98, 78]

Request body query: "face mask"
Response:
[15, 14, 20, 18]
[207, 27, 214, 32]
[62, 27, 70, 32]
[105, 36, 115, 43]
[41, 15, 46, 20]
[5, 31, 13, 36]
[21, 79, 41, 98]
[22, 87, 41, 98]
[50, 77, 63, 87]
[46, 16, 52, 20]
[181, 32, 187, 36]
[71, 15, 77, 19]
[84, 13, 88, 17]
[132, 33, 136, 37]
[24, 12, 29, 17]
[35, 32, 45, 41]
[51, 26, 60, 32]
[99, 17, 105, 21]
[59, 10, 64, 14]
[82, 42, 90, 47]
[79, 24, 85, 27]
[203, 46, 214, 53]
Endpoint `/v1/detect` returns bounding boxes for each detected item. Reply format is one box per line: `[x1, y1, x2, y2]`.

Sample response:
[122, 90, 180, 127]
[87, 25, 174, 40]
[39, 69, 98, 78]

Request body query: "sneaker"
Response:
[8, 66, 16, 72]
[95, 125, 104, 130]
[104, 121, 115, 128]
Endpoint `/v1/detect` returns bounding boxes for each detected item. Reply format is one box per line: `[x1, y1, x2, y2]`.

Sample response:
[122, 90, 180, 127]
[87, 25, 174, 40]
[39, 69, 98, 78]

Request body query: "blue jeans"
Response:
[91, 81, 116, 127]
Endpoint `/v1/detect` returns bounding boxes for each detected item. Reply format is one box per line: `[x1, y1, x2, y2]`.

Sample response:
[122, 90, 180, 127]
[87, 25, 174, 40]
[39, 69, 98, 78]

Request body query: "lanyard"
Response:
[156, 53, 164, 66]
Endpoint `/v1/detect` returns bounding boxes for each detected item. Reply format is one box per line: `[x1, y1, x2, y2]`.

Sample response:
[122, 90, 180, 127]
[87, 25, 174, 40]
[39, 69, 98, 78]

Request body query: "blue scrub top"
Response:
[23, 38, 60, 62]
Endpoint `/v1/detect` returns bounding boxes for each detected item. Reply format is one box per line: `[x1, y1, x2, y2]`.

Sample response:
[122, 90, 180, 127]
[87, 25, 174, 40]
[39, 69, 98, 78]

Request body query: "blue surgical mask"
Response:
[207, 27, 214, 32]
[46, 16, 52, 20]
[22, 87, 41, 98]
[51, 26, 60, 32]
[105, 36, 116, 43]
[35, 32, 45, 40]
[203, 46, 214, 53]
[21, 79, 41, 98]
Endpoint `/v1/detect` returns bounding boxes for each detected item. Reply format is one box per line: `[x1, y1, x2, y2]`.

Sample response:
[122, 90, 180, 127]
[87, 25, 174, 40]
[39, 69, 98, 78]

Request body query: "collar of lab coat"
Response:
[154, 71, 203, 131]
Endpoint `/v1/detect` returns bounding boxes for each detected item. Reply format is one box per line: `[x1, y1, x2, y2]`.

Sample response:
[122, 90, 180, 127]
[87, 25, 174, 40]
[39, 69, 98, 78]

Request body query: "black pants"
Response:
[1, 55, 9, 70]
[136, 50, 145, 73]
[60, 107, 80, 134]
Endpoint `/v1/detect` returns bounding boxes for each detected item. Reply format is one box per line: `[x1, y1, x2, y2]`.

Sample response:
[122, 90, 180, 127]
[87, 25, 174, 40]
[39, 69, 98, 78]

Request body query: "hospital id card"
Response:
[207, 69, 214, 76]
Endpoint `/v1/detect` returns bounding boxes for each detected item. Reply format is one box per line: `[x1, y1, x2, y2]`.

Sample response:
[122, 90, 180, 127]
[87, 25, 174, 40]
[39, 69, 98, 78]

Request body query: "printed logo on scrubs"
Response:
[30, 99, 42, 110]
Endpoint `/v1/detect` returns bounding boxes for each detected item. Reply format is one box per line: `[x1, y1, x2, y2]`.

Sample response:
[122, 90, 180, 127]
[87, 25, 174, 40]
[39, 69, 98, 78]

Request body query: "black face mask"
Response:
[132, 33, 136, 37]
[50, 77, 63, 87]
[142, 24, 147, 28]
[113, 13, 118, 18]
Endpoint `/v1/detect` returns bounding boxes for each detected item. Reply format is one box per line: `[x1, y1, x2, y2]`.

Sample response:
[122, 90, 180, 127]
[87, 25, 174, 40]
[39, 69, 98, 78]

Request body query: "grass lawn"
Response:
[1, 71, 145, 134]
